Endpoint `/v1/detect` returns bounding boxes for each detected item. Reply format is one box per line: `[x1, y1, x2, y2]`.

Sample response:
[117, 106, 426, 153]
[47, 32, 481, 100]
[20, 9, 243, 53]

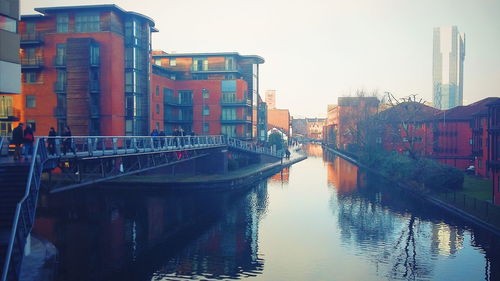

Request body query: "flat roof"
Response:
[153, 52, 265, 64]
[32, 4, 155, 29]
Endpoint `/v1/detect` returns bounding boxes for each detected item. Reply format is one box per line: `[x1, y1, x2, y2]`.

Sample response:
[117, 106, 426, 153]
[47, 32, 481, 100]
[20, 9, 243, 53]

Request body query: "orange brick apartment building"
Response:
[18, 4, 267, 140]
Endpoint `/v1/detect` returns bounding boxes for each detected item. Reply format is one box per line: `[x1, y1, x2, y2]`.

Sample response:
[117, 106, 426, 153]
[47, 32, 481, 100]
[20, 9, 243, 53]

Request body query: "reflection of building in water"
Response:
[32, 181, 269, 281]
[158, 182, 267, 279]
[326, 156, 358, 194]
[270, 168, 289, 182]
[430, 223, 464, 257]
[304, 143, 323, 157]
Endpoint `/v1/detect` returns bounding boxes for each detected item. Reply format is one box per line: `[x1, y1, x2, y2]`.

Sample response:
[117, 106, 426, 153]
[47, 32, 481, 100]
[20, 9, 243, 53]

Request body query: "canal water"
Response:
[34, 144, 500, 281]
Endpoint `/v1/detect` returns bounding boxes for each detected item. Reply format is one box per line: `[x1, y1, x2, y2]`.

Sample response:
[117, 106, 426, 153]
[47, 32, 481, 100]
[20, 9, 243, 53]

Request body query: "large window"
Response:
[26, 95, 36, 108]
[169, 58, 176, 66]
[90, 44, 100, 65]
[55, 44, 66, 66]
[192, 58, 208, 71]
[0, 15, 17, 33]
[124, 19, 142, 46]
[56, 14, 68, 33]
[75, 13, 100, 32]
[0, 96, 13, 118]
[163, 88, 174, 104]
[222, 108, 236, 120]
[25, 72, 38, 84]
[203, 123, 209, 134]
[178, 90, 193, 105]
[222, 125, 236, 137]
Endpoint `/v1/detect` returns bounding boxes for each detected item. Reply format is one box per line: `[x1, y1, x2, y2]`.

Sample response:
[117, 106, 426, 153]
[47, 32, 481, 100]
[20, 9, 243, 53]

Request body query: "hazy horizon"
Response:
[21, 0, 500, 117]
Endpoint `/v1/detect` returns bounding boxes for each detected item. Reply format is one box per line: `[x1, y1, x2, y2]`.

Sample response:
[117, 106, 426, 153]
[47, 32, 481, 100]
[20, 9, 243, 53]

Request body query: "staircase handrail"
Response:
[1, 138, 48, 281]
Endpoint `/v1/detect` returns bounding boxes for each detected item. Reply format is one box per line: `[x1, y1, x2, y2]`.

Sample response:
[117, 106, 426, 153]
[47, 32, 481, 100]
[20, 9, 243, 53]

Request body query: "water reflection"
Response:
[323, 144, 500, 281]
[34, 182, 269, 281]
[270, 167, 289, 183]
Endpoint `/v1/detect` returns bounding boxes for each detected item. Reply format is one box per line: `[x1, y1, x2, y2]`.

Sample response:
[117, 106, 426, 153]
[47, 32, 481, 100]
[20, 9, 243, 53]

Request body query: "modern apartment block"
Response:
[487, 100, 500, 204]
[19, 4, 156, 136]
[151, 51, 265, 140]
[433, 26, 465, 110]
[0, 0, 21, 136]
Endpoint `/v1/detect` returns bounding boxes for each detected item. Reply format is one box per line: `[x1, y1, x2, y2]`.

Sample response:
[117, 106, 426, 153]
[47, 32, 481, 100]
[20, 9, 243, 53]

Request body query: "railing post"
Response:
[113, 138, 118, 154]
[87, 138, 93, 156]
[55, 138, 61, 156]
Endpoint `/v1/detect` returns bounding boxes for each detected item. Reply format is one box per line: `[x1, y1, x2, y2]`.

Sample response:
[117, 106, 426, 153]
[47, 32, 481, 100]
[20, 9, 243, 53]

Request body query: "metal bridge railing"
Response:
[42, 135, 227, 158]
[38, 135, 280, 158]
[2, 138, 48, 281]
[225, 137, 280, 157]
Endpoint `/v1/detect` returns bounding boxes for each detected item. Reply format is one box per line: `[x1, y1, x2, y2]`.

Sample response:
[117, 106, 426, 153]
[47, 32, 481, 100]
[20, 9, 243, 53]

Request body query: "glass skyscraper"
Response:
[432, 26, 466, 110]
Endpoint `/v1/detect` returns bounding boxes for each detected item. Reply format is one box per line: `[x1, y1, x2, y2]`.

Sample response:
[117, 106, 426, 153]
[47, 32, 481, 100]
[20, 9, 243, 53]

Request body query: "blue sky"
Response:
[22, 0, 500, 117]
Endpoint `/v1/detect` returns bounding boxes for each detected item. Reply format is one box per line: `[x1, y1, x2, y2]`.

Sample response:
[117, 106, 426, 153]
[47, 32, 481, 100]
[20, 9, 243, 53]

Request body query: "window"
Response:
[225, 57, 234, 70]
[222, 125, 236, 137]
[25, 72, 37, 84]
[203, 122, 209, 134]
[163, 88, 173, 104]
[90, 44, 100, 65]
[156, 104, 160, 114]
[125, 96, 134, 117]
[178, 90, 193, 105]
[203, 105, 210, 116]
[156, 86, 159, 96]
[124, 19, 141, 46]
[56, 14, 68, 33]
[55, 44, 66, 66]
[0, 96, 13, 118]
[0, 122, 13, 137]
[222, 108, 236, 120]
[222, 92, 237, 103]
[75, 13, 100, 32]
[26, 95, 36, 108]
[169, 58, 176, 66]
[0, 15, 17, 33]
[25, 22, 35, 34]
[193, 58, 207, 71]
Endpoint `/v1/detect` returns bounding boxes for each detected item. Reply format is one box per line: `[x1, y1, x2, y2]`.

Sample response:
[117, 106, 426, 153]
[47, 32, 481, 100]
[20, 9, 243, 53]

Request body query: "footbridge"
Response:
[0, 135, 280, 281]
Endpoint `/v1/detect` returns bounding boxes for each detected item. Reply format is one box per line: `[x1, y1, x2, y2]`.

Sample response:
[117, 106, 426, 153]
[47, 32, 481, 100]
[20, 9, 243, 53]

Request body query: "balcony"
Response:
[191, 66, 240, 73]
[53, 56, 66, 68]
[21, 57, 44, 69]
[89, 80, 100, 93]
[164, 118, 193, 124]
[53, 106, 66, 118]
[164, 97, 193, 107]
[221, 97, 251, 107]
[54, 81, 67, 93]
[20, 33, 43, 45]
[220, 117, 252, 124]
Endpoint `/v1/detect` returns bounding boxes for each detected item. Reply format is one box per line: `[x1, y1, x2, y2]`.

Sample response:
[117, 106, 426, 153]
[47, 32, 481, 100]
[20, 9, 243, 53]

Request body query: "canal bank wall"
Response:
[107, 152, 307, 190]
[322, 144, 500, 236]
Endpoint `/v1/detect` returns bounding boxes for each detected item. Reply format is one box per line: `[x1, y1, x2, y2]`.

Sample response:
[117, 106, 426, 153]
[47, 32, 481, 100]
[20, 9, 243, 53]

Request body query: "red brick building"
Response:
[20, 5, 156, 136]
[151, 52, 264, 139]
[487, 99, 500, 204]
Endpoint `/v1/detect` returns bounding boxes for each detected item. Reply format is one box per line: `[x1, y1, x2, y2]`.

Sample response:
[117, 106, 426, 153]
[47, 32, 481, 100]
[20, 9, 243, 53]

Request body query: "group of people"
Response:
[11, 124, 75, 160]
[11, 123, 34, 160]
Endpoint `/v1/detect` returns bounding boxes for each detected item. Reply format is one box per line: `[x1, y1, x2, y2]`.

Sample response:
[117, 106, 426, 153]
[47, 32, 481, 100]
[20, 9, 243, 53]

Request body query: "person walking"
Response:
[23, 124, 34, 159]
[48, 127, 57, 155]
[11, 123, 24, 160]
[62, 126, 76, 156]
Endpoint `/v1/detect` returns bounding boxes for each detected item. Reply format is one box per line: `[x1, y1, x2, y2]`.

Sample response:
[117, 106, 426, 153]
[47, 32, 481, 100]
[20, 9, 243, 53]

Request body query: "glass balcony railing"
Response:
[21, 57, 44, 68]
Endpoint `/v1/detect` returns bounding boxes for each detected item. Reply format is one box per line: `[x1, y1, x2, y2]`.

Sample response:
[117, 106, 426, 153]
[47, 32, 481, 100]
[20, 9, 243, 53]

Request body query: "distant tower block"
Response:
[433, 26, 465, 110]
[265, 90, 276, 109]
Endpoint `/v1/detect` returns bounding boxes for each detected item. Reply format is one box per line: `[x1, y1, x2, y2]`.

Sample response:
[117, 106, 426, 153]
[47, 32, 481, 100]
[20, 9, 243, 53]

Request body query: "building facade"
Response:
[265, 89, 276, 110]
[432, 26, 465, 110]
[267, 108, 290, 137]
[488, 100, 500, 204]
[151, 52, 264, 139]
[19, 5, 156, 136]
[0, 0, 21, 136]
